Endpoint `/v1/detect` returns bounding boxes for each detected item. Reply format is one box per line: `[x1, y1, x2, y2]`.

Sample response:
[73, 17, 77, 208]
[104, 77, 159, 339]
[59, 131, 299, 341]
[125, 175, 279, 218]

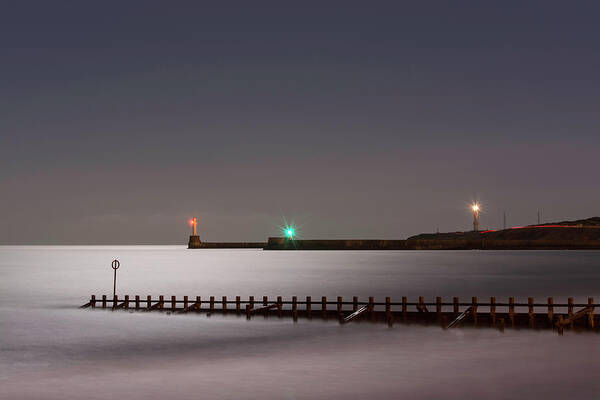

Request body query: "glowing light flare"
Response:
[286, 228, 295, 238]
[472, 204, 480, 212]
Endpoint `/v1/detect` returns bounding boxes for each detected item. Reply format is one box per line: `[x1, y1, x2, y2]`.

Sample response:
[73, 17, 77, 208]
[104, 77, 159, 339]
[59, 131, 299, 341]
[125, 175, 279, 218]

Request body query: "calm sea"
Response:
[1, 246, 599, 399]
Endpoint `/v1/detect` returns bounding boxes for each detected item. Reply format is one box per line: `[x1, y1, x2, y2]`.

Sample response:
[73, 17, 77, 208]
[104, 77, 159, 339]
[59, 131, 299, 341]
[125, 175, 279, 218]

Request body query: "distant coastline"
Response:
[188, 217, 600, 250]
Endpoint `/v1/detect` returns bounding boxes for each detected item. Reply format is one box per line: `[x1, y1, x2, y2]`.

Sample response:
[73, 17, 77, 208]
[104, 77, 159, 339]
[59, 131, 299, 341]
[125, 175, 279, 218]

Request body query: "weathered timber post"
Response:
[222, 296, 227, 312]
[196, 296, 201, 311]
[353, 296, 358, 312]
[435, 297, 442, 320]
[528, 297, 534, 328]
[418, 296, 425, 312]
[557, 315, 564, 335]
[292, 296, 298, 321]
[210, 296, 215, 312]
[171, 295, 176, 312]
[509, 297, 515, 328]
[306, 296, 312, 319]
[369, 297, 375, 322]
[490, 297, 496, 326]
[547, 297, 554, 325]
[146, 295, 151, 309]
[277, 296, 282, 318]
[337, 297, 343, 315]
[246, 304, 251, 319]
[499, 318, 505, 332]
[112, 295, 118, 310]
[322, 297, 327, 319]
[402, 296, 407, 321]
[453, 297, 459, 314]
[159, 295, 164, 310]
[472, 297, 478, 326]
[91, 295, 96, 309]
[387, 296, 393, 327]
[568, 297, 574, 317]
[236, 296, 241, 314]
[249, 296, 254, 309]
[263, 296, 268, 319]
[183, 296, 188, 309]
[102, 295, 107, 308]
[135, 295, 140, 310]
[588, 297, 594, 329]
[442, 315, 447, 329]
[568, 297, 574, 329]
[124, 295, 130, 310]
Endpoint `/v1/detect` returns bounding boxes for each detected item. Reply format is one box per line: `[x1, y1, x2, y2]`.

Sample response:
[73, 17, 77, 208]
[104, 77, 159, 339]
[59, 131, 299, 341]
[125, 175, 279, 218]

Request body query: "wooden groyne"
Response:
[81, 295, 598, 335]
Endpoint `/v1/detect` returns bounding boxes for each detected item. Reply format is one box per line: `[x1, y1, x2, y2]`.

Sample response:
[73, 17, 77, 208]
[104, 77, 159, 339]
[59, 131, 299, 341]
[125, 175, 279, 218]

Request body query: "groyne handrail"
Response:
[85, 296, 596, 308]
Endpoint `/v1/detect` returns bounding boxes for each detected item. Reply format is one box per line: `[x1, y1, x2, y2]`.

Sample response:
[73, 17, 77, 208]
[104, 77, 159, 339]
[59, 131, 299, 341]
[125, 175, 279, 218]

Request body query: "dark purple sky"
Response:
[1, 1, 599, 244]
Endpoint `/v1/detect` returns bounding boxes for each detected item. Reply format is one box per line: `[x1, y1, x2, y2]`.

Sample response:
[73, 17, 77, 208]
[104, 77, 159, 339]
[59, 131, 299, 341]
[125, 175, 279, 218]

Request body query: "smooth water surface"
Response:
[1, 246, 599, 399]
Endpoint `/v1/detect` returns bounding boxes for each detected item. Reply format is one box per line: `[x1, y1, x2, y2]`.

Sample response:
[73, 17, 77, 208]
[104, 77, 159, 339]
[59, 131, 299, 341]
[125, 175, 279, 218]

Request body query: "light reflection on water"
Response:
[1, 246, 599, 399]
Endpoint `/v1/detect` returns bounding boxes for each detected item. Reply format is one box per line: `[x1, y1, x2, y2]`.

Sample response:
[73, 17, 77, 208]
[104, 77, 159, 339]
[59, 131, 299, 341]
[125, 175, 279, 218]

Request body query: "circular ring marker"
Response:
[111, 260, 120, 270]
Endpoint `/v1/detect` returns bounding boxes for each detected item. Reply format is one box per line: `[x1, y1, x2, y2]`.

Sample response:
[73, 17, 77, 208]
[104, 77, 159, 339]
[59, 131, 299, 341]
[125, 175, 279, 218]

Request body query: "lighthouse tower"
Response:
[188, 217, 202, 248]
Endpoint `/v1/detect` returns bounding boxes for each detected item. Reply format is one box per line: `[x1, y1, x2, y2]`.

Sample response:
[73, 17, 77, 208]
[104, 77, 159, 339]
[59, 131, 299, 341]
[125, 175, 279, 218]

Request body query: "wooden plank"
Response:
[341, 305, 369, 323]
[447, 306, 473, 328]
[556, 306, 594, 328]
[248, 303, 279, 314]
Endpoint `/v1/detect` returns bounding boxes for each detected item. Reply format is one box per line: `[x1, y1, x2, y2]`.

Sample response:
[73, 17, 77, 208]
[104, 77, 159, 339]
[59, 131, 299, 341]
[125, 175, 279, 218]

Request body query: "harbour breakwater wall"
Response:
[188, 236, 265, 249]
[263, 237, 600, 250]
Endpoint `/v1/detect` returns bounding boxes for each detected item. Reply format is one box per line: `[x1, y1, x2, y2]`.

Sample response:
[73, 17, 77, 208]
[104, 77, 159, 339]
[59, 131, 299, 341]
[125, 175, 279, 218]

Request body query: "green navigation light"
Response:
[286, 228, 294, 238]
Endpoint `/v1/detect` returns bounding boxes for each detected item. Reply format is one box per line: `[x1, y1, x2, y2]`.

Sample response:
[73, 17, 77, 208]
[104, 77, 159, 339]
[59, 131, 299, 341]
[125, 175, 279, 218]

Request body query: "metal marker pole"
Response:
[111, 259, 120, 300]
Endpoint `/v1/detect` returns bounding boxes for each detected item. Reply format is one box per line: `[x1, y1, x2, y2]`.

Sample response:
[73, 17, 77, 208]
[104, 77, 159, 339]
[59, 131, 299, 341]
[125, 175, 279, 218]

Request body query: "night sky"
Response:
[2, 2, 599, 244]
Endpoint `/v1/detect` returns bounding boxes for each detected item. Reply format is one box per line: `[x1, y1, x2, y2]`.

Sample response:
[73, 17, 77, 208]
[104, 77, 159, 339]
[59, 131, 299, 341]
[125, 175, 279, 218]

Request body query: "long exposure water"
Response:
[1, 246, 599, 399]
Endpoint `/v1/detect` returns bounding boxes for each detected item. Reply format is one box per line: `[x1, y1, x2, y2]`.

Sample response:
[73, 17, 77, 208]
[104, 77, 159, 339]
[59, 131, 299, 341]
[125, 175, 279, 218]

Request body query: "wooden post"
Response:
[499, 317, 505, 332]
[222, 296, 227, 312]
[159, 295, 164, 310]
[490, 297, 496, 326]
[547, 297, 554, 325]
[402, 296, 407, 321]
[418, 296, 424, 312]
[196, 296, 201, 311]
[263, 296, 268, 319]
[306, 296, 312, 319]
[171, 295, 177, 312]
[453, 297, 459, 314]
[91, 295, 96, 309]
[353, 296, 358, 312]
[442, 315, 447, 329]
[558, 315, 564, 335]
[369, 297, 375, 321]
[246, 304, 251, 319]
[509, 297, 515, 327]
[146, 295, 151, 309]
[528, 297, 534, 328]
[322, 297, 327, 319]
[102, 295, 107, 308]
[337, 296, 343, 315]
[236, 296, 241, 314]
[124, 295, 130, 310]
[210, 296, 215, 312]
[472, 297, 478, 326]
[135, 295, 140, 310]
[292, 296, 298, 321]
[588, 297, 594, 329]
[436, 297, 441, 320]
[184, 296, 188, 309]
[568, 297, 574, 316]
[249, 296, 254, 309]
[113, 295, 118, 310]
[386, 297, 392, 322]
[277, 296, 282, 317]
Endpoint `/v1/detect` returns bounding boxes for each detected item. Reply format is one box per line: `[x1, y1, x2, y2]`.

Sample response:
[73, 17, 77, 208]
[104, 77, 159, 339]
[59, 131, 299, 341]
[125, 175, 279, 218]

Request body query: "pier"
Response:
[81, 295, 598, 335]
